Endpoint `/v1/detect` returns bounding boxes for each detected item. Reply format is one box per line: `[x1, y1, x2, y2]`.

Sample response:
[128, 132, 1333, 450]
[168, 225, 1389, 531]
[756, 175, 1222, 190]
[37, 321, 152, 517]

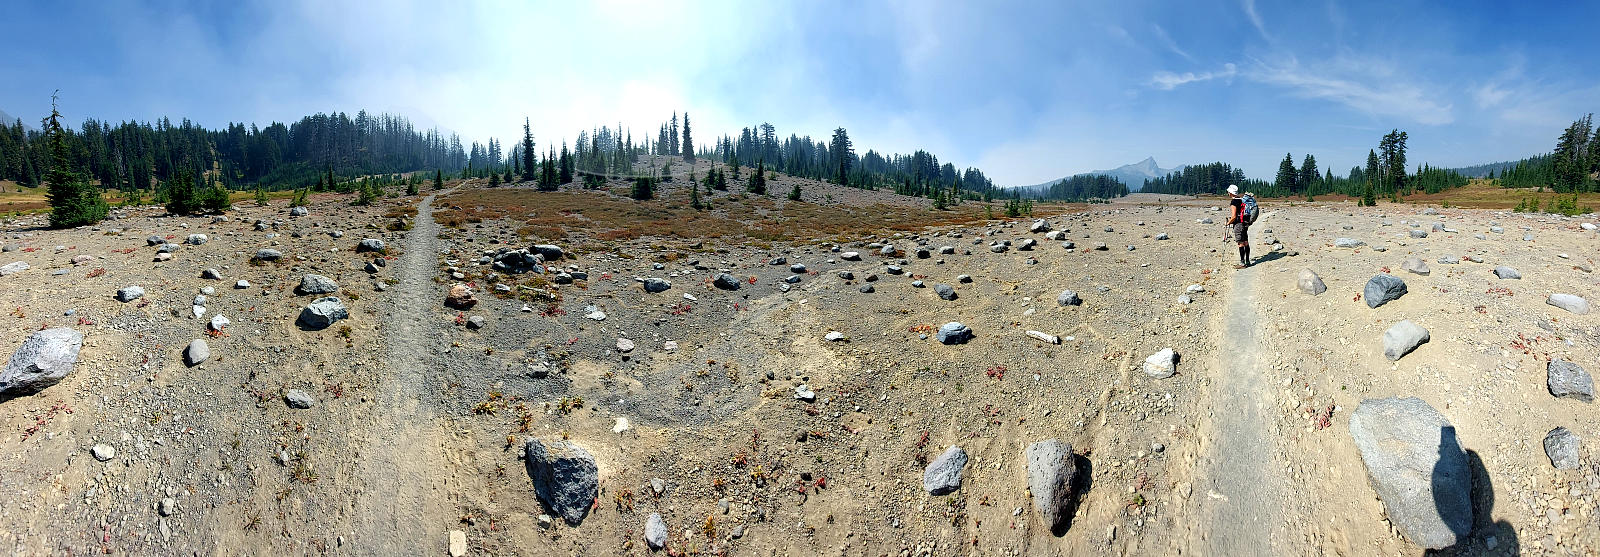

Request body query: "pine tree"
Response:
[255, 185, 270, 205]
[44, 93, 109, 228]
[559, 142, 572, 183]
[521, 118, 536, 182]
[748, 160, 767, 194]
[1298, 154, 1319, 197]
[1274, 153, 1298, 193]
[489, 172, 501, 186]
[788, 182, 802, 201]
[631, 176, 654, 200]
[406, 175, 419, 196]
[690, 178, 703, 209]
[433, 169, 444, 190]
[682, 112, 694, 162]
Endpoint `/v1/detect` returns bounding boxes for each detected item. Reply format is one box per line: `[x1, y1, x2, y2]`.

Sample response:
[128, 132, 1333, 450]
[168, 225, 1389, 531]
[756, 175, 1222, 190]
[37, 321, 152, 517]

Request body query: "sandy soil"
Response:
[0, 175, 1595, 556]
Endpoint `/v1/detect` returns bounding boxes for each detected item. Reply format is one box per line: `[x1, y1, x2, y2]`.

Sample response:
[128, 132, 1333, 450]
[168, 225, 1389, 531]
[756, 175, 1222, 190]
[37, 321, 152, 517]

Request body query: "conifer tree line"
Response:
[1037, 174, 1129, 202]
[1487, 113, 1600, 192]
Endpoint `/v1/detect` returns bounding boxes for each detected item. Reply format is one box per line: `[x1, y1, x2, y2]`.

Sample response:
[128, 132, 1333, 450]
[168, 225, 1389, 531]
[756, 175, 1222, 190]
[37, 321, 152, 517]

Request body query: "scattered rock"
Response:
[1142, 348, 1177, 379]
[1546, 293, 1590, 315]
[0, 261, 30, 276]
[1543, 427, 1581, 470]
[642, 278, 671, 293]
[1348, 397, 1472, 549]
[1334, 238, 1365, 248]
[285, 389, 316, 409]
[289, 206, 308, 216]
[525, 438, 600, 525]
[644, 513, 667, 550]
[616, 338, 635, 353]
[448, 530, 467, 557]
[1492, 266, 1520, 279]
[923, 445, 968, 495]
[185, 234, 208, 245]
[1025, 439, 1077, 532]
[356, 238, 386, 253]
[91, 443, 116, 462]
[935, 322, 972, 345]
[1381, 320, 1429, 361]
[445, 284, 478, 309]
[0, 328, 84, 396]
[933, 284, 957, 300]
[297, 297, 349, 330]
[1297, 269, 1326, 295]
[712, 273, 741, 290]
[532, 244, 564, 261]
[1025, 330, 1059, 344]
[1056, 290, 1082, 306]
[1547, 360, 1594, 402]
[1401, 257, 1429, 276]
[183, 339, 210, 367]
[253, 248, 282, 262]
[1363, 275, 1406, 308]
[1029, 219, 1051, 233]
[115, 286, 145, 302]
[297, 274, 339, 295]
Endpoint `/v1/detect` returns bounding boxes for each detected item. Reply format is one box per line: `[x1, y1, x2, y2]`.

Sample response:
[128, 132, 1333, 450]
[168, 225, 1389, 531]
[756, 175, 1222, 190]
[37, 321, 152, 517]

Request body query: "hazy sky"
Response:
[3, 0, 1596, 186]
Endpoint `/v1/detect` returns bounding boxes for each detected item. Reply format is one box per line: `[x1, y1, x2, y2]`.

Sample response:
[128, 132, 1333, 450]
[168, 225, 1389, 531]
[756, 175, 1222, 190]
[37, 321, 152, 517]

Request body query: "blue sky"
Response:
[2, 0, 1596, 186]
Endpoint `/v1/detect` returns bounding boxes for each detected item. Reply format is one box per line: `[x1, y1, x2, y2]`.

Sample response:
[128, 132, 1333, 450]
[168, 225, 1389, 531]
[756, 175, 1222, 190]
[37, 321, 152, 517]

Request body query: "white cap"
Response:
[1226, 184, 1239, 195]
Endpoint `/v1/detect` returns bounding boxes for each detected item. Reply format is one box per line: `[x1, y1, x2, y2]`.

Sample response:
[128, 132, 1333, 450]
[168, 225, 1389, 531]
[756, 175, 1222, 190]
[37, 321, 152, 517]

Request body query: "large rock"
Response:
[297, 297, 348, 330]
[285, 389, 316, 409]
[642, 278, 671, 293]
[935, 322, 972, 345]
[253, 248, 282, 262]
[1363, 275, 1407, 308]
[1334, 238, 1366, 248]
[712, 273, 741, 290]
[1546, 293, 1590, 315]
[116, 286, 145, 302]
[185, 234, 208, 245]
[1544, 427, 1581, 470]
[289, 206, 308, 216]
[532, 244, 564, 261]
[1025, 440, 1078, 532]
[183, 339, 210, 367]
[644, 513, 667, 550]
[1296, 269, 1326, 295]
[933, 284, 957, 301]
[1401, 257, 1430, 276]
[922, 445, 968, 495]
[1382, 320, 1430, 361]
[0, 328, 84, 396]
[296, 274, 339, 295]
[1547, 360, 1594, 402]
[0, 261, 28, 276]
[492, 249, 545, 274]
[524, 438, 599, 525]
[1492, 266, 1520, 279]
[1029, 219, 1051, 233]
[1348, 397, 1473, 549]
[445, 284, 478, 309]
[1056, 290, 1082, 306]
[1142, 348, 1177, 378]
[356, 238, 386, 253]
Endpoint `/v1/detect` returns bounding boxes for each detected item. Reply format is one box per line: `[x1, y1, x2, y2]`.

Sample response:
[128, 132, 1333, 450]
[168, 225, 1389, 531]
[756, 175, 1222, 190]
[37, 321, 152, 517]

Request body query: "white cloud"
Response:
[1242, 0, 1271, 41]
[1151, 24, 1193, 61]
[1247, 58, 1454, 125]
[1150, 64, 1237, 90]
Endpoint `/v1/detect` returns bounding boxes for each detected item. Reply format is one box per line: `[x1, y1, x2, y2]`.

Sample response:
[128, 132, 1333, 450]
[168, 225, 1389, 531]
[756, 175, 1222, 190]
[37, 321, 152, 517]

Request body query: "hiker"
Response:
[1225, 184, 1257, 268]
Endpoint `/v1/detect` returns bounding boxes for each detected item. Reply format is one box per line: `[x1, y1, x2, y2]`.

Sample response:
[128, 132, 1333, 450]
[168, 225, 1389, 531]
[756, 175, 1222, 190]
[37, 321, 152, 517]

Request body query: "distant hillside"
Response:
[1450, 158, 1540, 178]
[1015, 157, 1184, 193]
[0, 108, 33, 131]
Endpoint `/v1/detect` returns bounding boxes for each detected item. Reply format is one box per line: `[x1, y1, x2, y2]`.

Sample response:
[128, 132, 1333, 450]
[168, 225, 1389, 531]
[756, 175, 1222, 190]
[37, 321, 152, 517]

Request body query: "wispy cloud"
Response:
[1242, 0, 1271, 41]
[1150, 63, 1237, 90]
[1247, 58, 1453, 125]
[1151, 24, 1193, 61]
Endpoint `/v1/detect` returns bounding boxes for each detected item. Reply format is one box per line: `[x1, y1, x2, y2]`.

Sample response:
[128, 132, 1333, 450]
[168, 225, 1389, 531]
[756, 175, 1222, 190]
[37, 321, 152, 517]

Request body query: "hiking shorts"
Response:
[1232, 222, 1249, 244]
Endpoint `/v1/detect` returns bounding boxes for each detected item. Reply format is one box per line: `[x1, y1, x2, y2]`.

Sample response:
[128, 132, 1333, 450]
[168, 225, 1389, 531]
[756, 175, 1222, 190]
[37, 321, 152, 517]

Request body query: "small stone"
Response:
[1547, 360, 1594, 402]
[1546, 293, 1590, 315]
[1382, 320, 1429, 361]
[923, 445, 968, 495]
[356, 238, 386, 253]
[1544, 427, 1581, 470]
[1025, 440, 1077, 532]
[644, 513, 667, 549]
[824, 331, 845, 342]
[933, 284, 957, 300]
[183, 339, 210, 367]
[1142, 348, 1177, 379]
[1401, 257, 1429, 276]
[1493, 266, 1520, 279]
[1056, 290, 1082, 306]
[115, 286, 145, 302]
[448, 530, 467, 557]
[935, 322, 973, 345]
[1297, 269, 1326, 295]
[285, 389, 316, 409]
[713, 273, 741, 290]
[617, 338, 635, 353]
[296, 274, 339, 295]
[1363, 275, 1407, 308]
[91, 443, 116, 461]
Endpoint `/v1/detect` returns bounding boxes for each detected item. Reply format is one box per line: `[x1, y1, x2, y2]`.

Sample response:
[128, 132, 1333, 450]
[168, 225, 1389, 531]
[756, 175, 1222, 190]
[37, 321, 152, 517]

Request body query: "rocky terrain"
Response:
[0, 171, 1596, 556]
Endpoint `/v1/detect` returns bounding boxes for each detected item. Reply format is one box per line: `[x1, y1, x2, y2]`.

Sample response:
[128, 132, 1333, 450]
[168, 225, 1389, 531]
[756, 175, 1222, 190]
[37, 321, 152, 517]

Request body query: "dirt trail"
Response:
[350, 192, 453, 551]
[1189, 264, 1297, 555]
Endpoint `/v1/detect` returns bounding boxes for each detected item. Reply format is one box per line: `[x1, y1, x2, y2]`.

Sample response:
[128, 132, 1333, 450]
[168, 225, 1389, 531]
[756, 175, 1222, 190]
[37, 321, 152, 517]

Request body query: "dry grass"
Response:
[1401, 180, 1600, 210]
[436, 183, 1083, 246]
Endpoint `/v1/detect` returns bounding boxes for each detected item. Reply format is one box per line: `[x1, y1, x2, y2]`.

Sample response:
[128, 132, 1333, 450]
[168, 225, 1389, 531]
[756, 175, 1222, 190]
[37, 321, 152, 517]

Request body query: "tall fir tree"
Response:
[44, 93, 109, 228]
[521, 118, 536, 182]
[1298, 154, 1319, 196]
[433, 169, 444, 190]
[681, 112, 694, 162]
[1274, 153, 1298, 192]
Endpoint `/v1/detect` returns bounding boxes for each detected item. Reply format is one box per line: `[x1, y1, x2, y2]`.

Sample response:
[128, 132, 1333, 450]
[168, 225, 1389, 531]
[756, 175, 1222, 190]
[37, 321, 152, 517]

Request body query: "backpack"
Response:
[1241, 194, 1259, 225]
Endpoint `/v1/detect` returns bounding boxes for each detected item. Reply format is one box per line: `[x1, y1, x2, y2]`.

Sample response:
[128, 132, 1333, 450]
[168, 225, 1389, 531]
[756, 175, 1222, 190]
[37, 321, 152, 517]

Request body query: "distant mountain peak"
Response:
[0, 108, 34, 131]
[1015, 157, 1184, 193]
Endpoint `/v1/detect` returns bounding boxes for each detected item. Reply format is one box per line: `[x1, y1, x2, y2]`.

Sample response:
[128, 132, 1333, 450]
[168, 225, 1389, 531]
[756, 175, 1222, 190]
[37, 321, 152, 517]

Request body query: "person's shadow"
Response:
[1428, 427, 1519, 555]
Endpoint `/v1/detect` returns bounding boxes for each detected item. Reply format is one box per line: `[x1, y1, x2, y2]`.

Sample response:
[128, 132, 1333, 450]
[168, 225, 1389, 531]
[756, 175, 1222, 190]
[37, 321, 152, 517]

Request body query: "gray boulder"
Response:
[0, 328, 84, 395]
[1348, 397, 1473, 549]
[1401, 257, 1429, 276]
[0, 261, 28, 276]
[146, 235, 164, 246]
[644, 513, 667, 550]
[1543, 427, 1581, 470]
[201, 268, 223, 280]
[1409, 230, 1428, 238]
[115, 286, 145, 302]
[297, 297, 349, 330]
[1029, 219, 1051, 233]
[253, 248, 282, 262]
[1363, 275, 1406, 308]
[1492, 266, 1520, 279]
[1056, 290, 1082, 306]
[642, 278, 671, 293]
[922, 445, 968, 495]
[532, 244, 564, 261]
[1546, 293, 1590, 315]
[289, 206, 308, 216]
[183, 339, 210, 367]
[297, 274, 339, 295]
[935, 322, 972, 345]
[356, 238, 386, 253]
[1547, 360, 1594, 402]
[1334, 238, 1366, 248]
[1025, 440, 1078, 532]
[1382, 320, 1429, 361]
[712, 273, 740, 290]
[790, 263, 808, 273]
[934, 284, 957, 301]
[285, 389, 316, 409]
[1142, 348, 1177, 378]
[1297, 269, 1326, 295]
[524, 438, 600, 525]
[185, 234, 208, 245]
